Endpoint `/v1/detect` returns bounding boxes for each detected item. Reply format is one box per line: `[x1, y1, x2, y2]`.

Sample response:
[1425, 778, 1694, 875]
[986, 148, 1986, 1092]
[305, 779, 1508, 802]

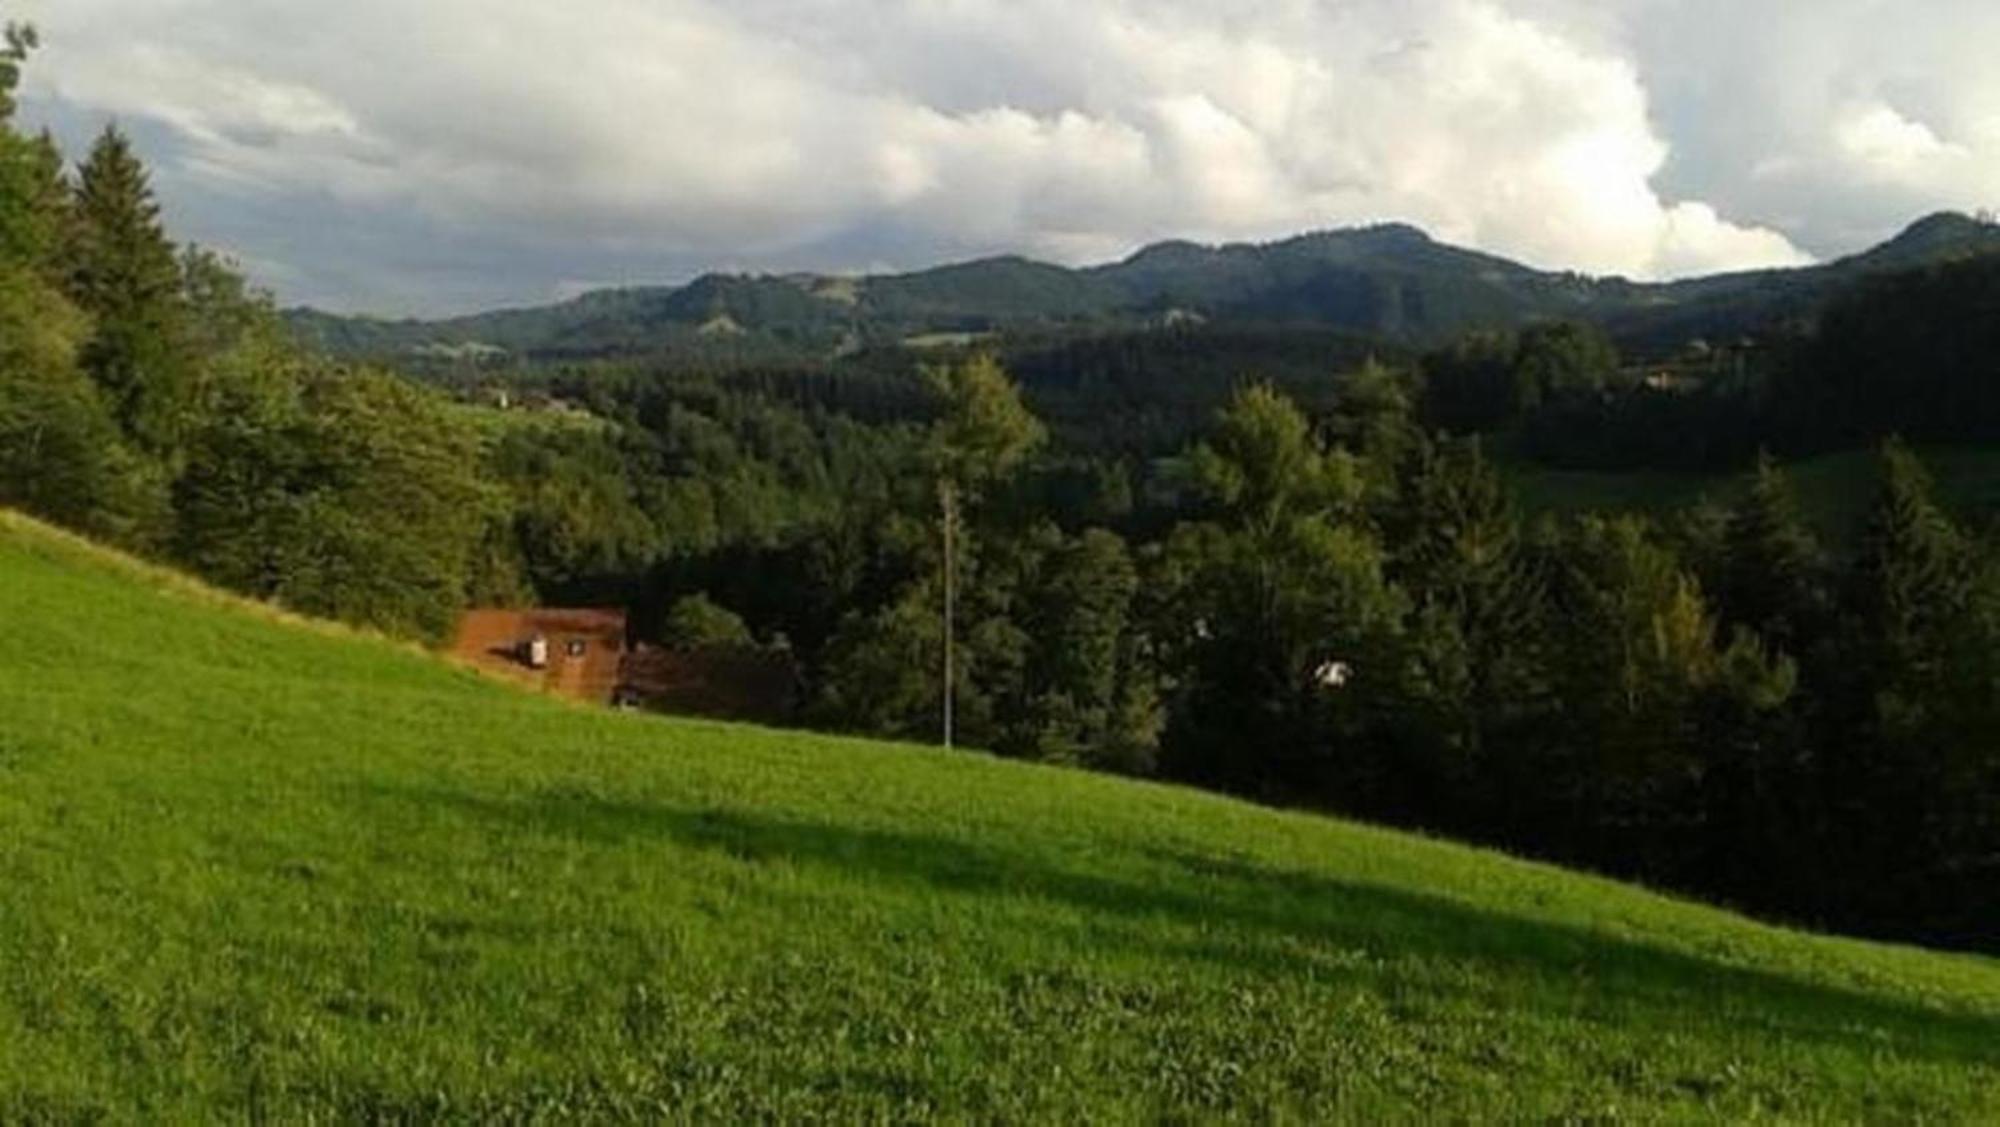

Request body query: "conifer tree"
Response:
[1814, 440, 1987, 935]
[0, 26, 162, 542]
[1846, 439, 1970, 698]
[1325, 359, 1420, 513]
[1716, 452, 1827, 657]
[64, 124, 194, 460]
[1389, 434, 1549, 811]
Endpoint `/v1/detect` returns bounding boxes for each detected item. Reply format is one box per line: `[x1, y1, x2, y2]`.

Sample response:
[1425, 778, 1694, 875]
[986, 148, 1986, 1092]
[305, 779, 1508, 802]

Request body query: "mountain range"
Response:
[287, 212, 2000, 364]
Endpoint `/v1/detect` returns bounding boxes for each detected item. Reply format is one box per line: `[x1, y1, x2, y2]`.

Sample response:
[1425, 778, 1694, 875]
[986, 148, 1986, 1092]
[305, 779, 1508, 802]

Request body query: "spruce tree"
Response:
[1847, 439, 1970, 697]
[1716, 452, 1826, 657]
[1389, 434, 1549, 811]
[1822, 439, 1984, 935]
[65, 124, 193, 460]
[0, 27, 163, 543]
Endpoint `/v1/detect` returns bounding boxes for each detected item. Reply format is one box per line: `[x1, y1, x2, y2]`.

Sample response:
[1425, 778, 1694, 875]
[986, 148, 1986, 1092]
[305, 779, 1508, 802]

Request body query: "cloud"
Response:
[23, 0, 1987, 314]
[1611, 0, 2000, 255]
[1837, 104, 1965, 174]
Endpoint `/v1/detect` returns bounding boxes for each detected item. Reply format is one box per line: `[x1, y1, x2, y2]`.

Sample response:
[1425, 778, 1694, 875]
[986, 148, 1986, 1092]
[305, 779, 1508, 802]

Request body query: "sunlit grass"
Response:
[2, 510, 1996, 1118]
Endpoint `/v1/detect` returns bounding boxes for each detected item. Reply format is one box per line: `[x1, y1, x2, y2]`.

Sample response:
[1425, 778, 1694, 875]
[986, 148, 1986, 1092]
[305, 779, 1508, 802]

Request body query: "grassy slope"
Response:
[1506, 445, 2000, 540]
[2, 511, 1997, 1119]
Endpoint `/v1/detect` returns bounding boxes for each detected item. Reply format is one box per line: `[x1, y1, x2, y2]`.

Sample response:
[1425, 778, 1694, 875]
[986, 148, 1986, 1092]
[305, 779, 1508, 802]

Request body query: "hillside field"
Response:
[1505, 444, 2000, 540]
[2, 509, 1998, 1119]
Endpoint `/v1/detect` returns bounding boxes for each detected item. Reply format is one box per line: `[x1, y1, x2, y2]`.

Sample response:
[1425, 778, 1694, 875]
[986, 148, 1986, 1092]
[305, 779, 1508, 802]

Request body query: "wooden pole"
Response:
[941, 479, 956, 750]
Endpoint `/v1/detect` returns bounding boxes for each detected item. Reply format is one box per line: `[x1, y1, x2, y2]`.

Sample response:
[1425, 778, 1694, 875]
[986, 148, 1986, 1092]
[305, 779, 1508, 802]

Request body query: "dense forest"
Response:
[3, 28, 1997, 953]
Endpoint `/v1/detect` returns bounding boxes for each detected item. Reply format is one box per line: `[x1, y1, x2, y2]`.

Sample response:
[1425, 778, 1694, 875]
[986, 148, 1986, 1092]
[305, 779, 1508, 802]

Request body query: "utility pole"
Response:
[940, 478, 958, 750]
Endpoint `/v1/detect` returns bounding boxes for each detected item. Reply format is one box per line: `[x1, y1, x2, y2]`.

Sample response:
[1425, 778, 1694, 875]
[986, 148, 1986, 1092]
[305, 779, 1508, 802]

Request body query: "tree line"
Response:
[481, 347, 2000, 952]
[1, 33, 522, 639]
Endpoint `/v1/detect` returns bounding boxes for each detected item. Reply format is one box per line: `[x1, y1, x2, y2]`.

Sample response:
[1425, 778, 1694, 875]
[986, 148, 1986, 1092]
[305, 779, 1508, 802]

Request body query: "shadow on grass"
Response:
[376, 783, 2000, 1069]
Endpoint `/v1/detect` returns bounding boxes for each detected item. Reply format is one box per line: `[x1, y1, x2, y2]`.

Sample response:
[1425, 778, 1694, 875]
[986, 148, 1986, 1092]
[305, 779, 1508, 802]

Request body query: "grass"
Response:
[2, 509, 1998, 1119]
[901, 330, 995, 350]
[1503, 444, 2000, 541]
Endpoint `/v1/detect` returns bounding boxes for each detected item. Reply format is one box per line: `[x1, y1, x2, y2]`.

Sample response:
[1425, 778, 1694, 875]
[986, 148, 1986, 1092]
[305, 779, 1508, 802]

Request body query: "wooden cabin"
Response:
[451, 608, 798, 723]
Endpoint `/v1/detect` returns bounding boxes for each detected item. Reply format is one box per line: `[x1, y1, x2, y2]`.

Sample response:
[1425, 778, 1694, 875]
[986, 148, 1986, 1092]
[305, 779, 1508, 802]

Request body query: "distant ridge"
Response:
[286, 212, 2000, 362]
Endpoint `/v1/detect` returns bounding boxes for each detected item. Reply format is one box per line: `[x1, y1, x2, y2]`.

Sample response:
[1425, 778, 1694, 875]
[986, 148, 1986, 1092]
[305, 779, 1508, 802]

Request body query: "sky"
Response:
[13, 0, 2000, 316]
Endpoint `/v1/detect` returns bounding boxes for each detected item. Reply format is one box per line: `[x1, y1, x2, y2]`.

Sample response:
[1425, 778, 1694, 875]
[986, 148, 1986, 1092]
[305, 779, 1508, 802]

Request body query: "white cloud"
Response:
[1608, 0, 2000, 254]
[1836, 104, 1969, 182]
[1654, 202, 1813, 278]
[25, 0, 1988, 313]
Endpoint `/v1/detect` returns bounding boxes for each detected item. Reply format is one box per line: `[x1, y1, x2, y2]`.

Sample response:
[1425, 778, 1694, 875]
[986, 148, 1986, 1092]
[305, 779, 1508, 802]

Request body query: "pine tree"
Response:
[1819, 439, 1985, 937]
[0, 28, 163, 543]
[1846, 439, 1970, 698]
[64, 124, 194, 460]
[1328, 358, 1413, 446]
[1716, 452, 1827, 657]
[1389, 434, 1549, 815]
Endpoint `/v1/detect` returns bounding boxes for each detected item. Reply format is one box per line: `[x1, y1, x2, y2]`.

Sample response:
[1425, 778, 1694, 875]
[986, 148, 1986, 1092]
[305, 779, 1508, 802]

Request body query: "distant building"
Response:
[451, 607, 797, 723]
[453, 608, 629, 703]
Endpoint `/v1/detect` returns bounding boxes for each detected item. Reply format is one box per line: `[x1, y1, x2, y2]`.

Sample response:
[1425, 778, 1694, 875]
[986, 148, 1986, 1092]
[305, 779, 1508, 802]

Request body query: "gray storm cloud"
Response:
[12, 0, 1996, 314]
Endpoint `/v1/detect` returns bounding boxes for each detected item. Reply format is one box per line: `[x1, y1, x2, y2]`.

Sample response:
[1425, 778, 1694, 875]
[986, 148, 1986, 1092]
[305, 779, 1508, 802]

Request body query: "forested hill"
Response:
[286, 212, 2000, 362]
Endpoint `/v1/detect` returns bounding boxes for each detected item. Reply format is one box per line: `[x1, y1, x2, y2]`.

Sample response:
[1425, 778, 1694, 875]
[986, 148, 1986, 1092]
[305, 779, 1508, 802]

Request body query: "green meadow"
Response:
[2, 509, 1997, 1119]
[1504, 444, 2000, 540]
